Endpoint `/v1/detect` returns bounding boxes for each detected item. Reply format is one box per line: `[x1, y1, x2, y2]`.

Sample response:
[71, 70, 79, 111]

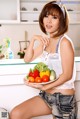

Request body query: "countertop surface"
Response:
[0, 57, 80, 65]
[0, 57, 80, 86]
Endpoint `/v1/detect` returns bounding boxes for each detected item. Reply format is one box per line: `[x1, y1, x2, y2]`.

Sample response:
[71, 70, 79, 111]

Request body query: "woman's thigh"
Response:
[10, 95, 52, 119]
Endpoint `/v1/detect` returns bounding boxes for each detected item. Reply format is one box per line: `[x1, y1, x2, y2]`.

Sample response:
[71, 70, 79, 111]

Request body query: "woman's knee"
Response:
[10, 107, 22, 119]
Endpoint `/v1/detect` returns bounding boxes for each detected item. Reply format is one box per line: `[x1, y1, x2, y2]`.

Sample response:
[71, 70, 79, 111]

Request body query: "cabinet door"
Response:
[0, 0, 20, 24]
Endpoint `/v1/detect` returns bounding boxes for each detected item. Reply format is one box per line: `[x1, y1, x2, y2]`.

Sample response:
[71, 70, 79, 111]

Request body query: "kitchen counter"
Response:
[75, 57, 80, 62]
[0, 57, 80, 119]
[0, 56, 80, 64]
[0, 58, 40, 65]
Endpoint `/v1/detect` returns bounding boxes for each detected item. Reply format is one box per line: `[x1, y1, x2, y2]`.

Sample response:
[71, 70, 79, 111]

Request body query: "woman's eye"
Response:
[52, 16, 58, 19]
[45, 14, 49, 17]
[45, 14, 48, 17]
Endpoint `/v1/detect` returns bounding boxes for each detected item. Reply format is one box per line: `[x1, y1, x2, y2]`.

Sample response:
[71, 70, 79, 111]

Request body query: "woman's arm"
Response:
[24, 35, 50, 62]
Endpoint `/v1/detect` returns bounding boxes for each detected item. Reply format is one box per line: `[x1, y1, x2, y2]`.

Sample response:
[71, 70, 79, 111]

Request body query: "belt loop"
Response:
[56, 93, 60, 105]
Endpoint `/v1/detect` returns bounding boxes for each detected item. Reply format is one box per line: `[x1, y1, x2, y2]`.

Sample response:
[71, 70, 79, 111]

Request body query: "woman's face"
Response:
[43, 13, 60, 35]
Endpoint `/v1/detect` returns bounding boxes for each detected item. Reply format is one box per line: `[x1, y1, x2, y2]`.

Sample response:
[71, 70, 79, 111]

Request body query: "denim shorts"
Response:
[39, 90, 77, 119]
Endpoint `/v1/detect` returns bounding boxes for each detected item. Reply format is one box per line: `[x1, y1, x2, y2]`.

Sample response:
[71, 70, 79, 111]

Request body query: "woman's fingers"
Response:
[24, 78, 43, 89]
[24, 78, 29, 85]
[33, 35, 50, 47]
[41, 36, 50, 47]
[36, 35, 50, 47]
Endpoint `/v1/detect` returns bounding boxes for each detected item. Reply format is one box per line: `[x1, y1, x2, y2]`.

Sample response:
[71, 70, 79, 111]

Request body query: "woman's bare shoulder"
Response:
[60, 36, 73, 49]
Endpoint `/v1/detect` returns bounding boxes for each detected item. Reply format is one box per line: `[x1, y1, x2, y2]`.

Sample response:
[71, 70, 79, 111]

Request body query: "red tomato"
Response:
[33, 69, 40, 78]
[28, 77, 35, 82]
[29, 69, 39, 78]
[29, 71, 34, 77]
[35, 77, 42, 83]
[42, 75, 49, 82]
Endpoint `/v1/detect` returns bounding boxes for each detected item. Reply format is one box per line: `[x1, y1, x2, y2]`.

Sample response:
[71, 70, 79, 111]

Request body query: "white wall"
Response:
[0, 24, 42, 58]
[0, 24, 80, 58]
[68, 24, 80, 56]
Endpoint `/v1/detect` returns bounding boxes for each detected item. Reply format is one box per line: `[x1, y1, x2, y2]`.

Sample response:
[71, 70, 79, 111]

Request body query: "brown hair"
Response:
[39, 1, 69, 37]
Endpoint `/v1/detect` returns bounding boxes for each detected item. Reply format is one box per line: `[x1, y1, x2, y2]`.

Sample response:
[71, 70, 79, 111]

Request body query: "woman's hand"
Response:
[24, 78, 43, 90]
[31, 35, 50, 47]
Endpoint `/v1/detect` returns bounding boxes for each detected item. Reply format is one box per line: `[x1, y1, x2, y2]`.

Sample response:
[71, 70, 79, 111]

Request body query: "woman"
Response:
[10, 1, 77, 119]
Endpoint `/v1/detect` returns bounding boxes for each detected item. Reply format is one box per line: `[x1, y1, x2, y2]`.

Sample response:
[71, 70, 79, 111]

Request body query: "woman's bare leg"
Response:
[10, 95, 52, 119]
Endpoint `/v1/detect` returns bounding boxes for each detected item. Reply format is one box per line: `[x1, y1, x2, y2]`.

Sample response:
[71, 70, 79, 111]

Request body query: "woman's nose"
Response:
[47, 16, 52, 23]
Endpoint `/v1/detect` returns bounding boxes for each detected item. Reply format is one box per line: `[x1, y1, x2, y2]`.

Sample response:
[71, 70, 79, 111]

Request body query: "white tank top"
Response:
[40, 34, 76, 89]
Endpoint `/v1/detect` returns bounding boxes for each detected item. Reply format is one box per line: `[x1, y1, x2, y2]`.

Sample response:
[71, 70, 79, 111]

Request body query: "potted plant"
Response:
[17, 50, 25, 59]
[0, 45, 4, 59]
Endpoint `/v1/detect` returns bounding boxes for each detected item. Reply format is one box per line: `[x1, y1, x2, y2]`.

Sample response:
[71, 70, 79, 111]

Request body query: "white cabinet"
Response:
[20, 0, 80, 24]
[20, 0, 49, 24]
[0, 0, 20, 24]
[0, 0, 49, 24]
[0, 0, 80, 24]
[61, 0, 80, 24]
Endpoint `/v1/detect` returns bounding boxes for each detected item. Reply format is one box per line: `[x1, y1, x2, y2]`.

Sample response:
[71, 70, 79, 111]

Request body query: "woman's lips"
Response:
[46, 25, 52, 29]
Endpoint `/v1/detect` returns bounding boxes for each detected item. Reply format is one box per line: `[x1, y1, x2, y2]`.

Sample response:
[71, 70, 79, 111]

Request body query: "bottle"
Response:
[4, 38, 14, 59]
[5, 47, 14, 59]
